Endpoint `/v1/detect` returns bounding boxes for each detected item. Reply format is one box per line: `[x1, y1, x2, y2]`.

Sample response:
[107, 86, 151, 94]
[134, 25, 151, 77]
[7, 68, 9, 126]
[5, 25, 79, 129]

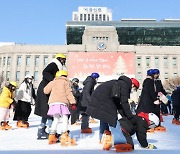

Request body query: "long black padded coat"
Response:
[136, 77, 157, 115]
[86, 75, 134, 127]
[34, 61, 62, 118]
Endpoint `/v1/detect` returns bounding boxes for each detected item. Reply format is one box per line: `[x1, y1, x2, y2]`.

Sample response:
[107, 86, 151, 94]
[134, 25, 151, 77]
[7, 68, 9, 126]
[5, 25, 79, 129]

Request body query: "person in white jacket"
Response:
[13, 75, 36, 128]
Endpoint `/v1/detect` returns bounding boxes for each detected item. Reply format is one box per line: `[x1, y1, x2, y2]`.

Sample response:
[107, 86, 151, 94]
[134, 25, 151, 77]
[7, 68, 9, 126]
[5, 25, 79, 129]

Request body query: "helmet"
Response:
[147, 69, 154, 76]
[55, 70, 68, 77]
[91, 72, 100, 79]
[148, 113, 159, 128]
[25, 74, 32, 79]
[55, 53, 66, 59]
[72, 78, 79, 83]
[131, 78, 140, 89]
[10, 81, 17, 87]
[153, 69, 160, 74]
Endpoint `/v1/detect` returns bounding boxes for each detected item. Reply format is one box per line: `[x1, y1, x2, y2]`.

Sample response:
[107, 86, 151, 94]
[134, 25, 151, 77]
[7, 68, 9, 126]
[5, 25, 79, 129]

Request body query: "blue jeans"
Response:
[99, 121, 109, 140]
[109, 121, 127, 145]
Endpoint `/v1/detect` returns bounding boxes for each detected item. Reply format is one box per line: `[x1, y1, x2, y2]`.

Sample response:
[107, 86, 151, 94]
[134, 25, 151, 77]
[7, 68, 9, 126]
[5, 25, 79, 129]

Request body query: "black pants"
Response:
[174, 106, 180, 120]
[13, 100, 31, 122]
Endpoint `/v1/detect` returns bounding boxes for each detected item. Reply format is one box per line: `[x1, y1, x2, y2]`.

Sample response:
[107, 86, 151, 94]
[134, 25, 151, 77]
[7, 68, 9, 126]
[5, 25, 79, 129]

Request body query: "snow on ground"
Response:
[0, 107, 180, 154]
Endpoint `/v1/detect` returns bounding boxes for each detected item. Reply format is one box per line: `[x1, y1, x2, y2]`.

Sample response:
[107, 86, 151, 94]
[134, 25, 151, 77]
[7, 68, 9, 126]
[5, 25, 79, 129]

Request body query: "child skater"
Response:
[0, 81, 17, 130]
[44, 70, 77, 146]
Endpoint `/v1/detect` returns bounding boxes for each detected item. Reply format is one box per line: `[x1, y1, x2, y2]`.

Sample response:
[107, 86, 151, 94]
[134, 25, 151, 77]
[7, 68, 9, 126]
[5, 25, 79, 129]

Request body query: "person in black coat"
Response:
[86, 75, 136, 151]
[80, 72, 99, 133]
[136, 69, 158, 115]
[171, 86, 180, 125]
[34, 53, 66, 139]
[69, 78, 82, 125]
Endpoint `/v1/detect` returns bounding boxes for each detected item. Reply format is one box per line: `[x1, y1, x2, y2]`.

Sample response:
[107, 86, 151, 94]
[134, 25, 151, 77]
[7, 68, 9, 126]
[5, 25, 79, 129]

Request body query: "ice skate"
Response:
[0, 122, 6, 130]
[17, 121, 28, 128]
[60, 131, 76, 146]
[48, 134, 58, 144]
[4, 121, 12, 130]
[114, 143, 133, 152]
[147, 128, 155, 133]
[101, 130, 112, 150]
[81, 127, 92, 134]
[37, 126, 49, 139]
[172, 118, 180, 125]
[155, 125, 166, 132]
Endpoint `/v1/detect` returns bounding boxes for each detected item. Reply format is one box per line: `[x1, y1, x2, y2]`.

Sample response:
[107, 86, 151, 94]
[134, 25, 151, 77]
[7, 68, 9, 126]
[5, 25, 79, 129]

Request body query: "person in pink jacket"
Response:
[44, 70, 76, 146]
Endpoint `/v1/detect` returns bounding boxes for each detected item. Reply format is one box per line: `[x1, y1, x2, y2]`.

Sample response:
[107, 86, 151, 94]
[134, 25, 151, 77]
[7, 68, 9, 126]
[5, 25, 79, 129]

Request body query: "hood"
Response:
[83, 76, 96, 85]
[118, 75, 132, 90]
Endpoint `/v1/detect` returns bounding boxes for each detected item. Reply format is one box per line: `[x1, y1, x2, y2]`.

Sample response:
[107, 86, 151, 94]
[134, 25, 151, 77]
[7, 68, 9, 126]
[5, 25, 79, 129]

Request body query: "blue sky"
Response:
[0, 0, 180, 45]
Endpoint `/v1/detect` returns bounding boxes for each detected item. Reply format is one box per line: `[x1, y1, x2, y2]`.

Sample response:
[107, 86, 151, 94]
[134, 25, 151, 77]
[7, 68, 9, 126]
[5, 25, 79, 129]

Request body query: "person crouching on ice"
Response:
[0, 81, 17, 130]
[44, 70, 77, 146]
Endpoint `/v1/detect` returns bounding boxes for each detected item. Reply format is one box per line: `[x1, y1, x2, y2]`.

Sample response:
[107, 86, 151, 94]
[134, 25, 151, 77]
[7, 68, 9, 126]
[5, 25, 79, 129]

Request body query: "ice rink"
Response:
[0, 107, 180, 154]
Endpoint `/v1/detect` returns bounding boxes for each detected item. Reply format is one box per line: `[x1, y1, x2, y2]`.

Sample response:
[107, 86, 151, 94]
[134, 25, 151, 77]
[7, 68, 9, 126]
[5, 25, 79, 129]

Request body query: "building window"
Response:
[80, 14, 83, 21]
[137, 72, 142, 82]
[25, 71, 29, 76]
[88, 14, 90, 21]
[173, 72, 177, 77]
[3, 57, 6, 66]
[95, 14, 98, 20]
[35, 56, 39, 66]
[16, 71, 20, 81]
[164, 72, 168, 80]
[163, 57, 168, 67]
[84, 14, 86, 21]
[92, 14, 94, 21]
[172, 57, 177, 67]
[103, 14, 106, 21]
[6, 71, 10, 81]
[154, 57, 159, 68]
[26, 56, 31, 66]
[34, 71, 38, 81]
[7, 57, 11, 66]
[107, 15, 109, 21]
[137, 57, 141, 67]
[17, 56, 21, 66]
[44, 56, 48, 66]
[99, 14, 102, 21]
[146, 57, 150, 67]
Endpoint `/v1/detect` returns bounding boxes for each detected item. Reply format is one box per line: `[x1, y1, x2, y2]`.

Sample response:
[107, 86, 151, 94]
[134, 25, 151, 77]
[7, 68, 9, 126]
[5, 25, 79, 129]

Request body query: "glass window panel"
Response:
[155, 57, 159, 68]
[34, 71, 38, 81]
[164, 72, 168, 80]
[146, 57, 150, 67]
[26, 56, 31, 66]
[163, 57, 168, 67]
[35, 56, 39, 66]
[44, 56, 48, 66]
[25, 71, 29, 76]
[3, 57, 6, 66]
[16, 71, 20, 81]
[137, 57, 141, 67]
[6, 71, 10, 81]
[17, 56, 21, 66]
[172, 57, 177, 67]
[7, 57, 11, 66]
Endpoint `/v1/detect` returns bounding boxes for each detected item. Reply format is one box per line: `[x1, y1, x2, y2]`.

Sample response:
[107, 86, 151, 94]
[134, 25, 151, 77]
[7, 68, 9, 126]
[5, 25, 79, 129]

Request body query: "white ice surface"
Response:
[0, 107, 180, 154]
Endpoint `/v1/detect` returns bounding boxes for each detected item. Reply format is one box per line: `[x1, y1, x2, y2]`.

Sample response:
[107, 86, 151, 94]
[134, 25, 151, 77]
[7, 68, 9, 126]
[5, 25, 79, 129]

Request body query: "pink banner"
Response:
[68, 52, 135, 80]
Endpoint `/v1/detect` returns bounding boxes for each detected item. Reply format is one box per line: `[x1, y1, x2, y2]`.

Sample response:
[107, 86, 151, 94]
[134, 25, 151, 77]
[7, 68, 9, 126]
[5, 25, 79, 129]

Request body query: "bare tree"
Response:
[163, 76, 180, 94]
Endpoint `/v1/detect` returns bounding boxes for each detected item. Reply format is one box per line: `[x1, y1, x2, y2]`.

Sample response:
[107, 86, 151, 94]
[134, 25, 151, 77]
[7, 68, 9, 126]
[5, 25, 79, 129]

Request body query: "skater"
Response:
[86, 75, 136, 152]
[69, 78, 82, 125]
[119, 112, 159, 149]
[13, 75, 36, 128]
[171, 86, 180, 125]
[153, 68, 167, 131]
[129, 78, 140, 115]
[44, 70, 76, 145]
[0, 81, 17, 130]
[34, 53, 67, 139]
[80, 72, 99, 133]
